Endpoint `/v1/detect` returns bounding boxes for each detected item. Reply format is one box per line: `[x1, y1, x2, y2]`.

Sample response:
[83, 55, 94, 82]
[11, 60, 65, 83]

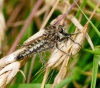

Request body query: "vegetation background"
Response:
[1, 0, 100, 88]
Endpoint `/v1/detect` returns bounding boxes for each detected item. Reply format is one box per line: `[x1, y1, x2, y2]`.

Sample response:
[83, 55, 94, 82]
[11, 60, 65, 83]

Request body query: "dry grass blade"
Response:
[0, 0, 5, 54]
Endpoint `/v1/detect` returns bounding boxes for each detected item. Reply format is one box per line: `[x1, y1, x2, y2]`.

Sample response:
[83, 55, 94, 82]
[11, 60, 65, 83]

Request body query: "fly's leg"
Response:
[37, 52, 46, 66]
[57, 33, 81, 47]
[62, 31, 81, 36]
[67, 31, 81, 35]
[68, 37, 81, 47]
[56, 43, 73, 59]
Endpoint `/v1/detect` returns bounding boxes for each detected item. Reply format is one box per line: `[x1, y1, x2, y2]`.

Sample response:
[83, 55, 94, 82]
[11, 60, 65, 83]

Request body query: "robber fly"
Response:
[15, 25, 80, 61]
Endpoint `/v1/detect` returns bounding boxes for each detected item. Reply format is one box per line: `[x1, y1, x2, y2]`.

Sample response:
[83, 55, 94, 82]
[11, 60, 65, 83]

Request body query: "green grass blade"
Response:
[83, 49, 100, 55]
[90, 46, 100, 88]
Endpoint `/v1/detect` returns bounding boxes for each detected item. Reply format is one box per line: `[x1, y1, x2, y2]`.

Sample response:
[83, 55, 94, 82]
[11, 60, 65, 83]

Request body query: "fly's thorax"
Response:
[45, 25, 57, 30]
[58, 33, 65, 40]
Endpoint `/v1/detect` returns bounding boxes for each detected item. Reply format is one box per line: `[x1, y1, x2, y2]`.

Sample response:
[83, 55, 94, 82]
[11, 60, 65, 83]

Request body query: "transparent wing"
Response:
[23, 29, 45, 46]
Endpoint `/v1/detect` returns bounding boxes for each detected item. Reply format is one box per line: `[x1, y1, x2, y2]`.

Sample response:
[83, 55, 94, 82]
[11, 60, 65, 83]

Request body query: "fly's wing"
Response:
[22, 25, 57, 47]
[23, 35, 46, 47]
[23, 29, 46, 46]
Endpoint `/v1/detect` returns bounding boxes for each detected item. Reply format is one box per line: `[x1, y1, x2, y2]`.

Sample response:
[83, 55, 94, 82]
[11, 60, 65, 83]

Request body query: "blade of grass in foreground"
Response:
[90, 46, 100, 88]
[83, 49, 100, 55]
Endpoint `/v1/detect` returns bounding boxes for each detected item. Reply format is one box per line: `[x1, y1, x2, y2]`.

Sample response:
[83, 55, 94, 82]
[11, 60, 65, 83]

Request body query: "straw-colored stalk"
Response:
[0, 0, 5, 52]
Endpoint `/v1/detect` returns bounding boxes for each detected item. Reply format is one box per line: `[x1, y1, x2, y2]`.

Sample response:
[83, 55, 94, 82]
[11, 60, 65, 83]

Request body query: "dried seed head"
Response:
[0, 62, 20, 87]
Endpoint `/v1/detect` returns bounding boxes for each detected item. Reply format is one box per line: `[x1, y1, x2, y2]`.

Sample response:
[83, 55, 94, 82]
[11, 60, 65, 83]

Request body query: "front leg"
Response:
[62, 31, 81, 36]
[57, 36, 68, 42]
[57, 35, 81, 47]
[68, 37, 81, 47]
[55, 43, 73, 59]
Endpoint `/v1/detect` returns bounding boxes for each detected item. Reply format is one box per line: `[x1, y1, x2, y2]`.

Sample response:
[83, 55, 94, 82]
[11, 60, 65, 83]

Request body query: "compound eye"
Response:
[58, 26, 64, 33]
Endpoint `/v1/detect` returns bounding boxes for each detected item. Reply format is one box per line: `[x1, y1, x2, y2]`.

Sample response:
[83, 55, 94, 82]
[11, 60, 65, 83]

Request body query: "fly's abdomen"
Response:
[15, 39, 54, 60]
[15, 48, 36, 60]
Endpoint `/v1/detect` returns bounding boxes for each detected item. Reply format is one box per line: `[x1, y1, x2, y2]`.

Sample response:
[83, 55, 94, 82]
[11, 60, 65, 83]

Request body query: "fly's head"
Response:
[57, 25, 68, 41]
[58, 25, 69, 36]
